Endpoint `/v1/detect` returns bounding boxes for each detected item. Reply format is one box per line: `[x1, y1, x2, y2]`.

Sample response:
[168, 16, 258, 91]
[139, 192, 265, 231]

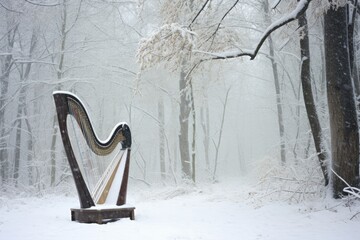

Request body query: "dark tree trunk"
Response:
[324, 4, 359, 198]
[298, 10, 329, 185]
[347, 1, 360, 104]
[347, 0, 358, 75]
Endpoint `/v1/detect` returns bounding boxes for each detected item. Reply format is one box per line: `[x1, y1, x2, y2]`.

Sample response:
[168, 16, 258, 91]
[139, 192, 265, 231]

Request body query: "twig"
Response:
[189, 0, 211, 28]
[271, 0, 282, 9]
[350, 212, 360, 220]
[204, 0, 240, 45]
[24, 0, 60, 7]
[0, 2, 23, 13]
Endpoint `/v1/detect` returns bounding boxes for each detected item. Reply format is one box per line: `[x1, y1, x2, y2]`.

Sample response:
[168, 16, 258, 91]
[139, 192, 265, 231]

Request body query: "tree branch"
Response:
[200, 0, 312, 61]
[271, 0, 282, 9]
[204, 0, 240, 45]
[0, 2, 23, 13]
[189, 0, 211, 28]
[24, 0, 60, 7]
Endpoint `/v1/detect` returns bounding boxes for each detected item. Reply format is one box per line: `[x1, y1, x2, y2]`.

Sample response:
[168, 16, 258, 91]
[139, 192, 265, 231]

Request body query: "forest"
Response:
[0, 0, 360, 238]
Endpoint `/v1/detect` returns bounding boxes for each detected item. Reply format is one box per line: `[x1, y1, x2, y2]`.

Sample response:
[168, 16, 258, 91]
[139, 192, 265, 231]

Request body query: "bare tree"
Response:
[13, 30, 37, 187]
[158, 95, 166, 182]
[213, 88, 231, 181]
[178, 67, 192, 180]
[49, 0, 83, 186]
[297, 2, 329, 185]
[263, 0, 286, 164]
[0, 9, 19, 185]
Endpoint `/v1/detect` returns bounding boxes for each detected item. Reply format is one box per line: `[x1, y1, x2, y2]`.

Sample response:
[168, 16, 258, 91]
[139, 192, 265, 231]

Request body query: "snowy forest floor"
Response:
[0, 179, 359, 240]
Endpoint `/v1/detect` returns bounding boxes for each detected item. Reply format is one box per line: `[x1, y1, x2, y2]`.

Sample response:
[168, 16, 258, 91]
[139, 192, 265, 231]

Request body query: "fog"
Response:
[0, 0, 327, 193]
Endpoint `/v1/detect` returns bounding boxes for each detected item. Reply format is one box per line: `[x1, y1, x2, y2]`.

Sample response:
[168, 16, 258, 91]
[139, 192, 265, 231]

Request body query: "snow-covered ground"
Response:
[0, 180, 359, 240]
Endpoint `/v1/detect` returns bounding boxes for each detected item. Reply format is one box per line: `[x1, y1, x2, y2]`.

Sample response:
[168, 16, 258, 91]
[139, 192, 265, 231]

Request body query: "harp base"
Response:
[70, 205, 135, 224]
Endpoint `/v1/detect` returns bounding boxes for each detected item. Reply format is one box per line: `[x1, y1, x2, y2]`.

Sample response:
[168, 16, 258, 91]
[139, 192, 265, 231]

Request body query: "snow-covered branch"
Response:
[137, 23, 196, 71]
[200, 0, 312, 61]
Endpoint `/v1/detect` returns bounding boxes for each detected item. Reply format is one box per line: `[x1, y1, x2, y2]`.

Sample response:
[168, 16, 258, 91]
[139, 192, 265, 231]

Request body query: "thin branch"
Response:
[350, 212, 360, 220]
[24, 0, 60, 7]
[0, 2, 23, 13]
[213, 87, 231, 181]
[204, 0, 240, 44]
[271, 0, 282, 9]
[189, 0, 211, 28]
[65, 0, 83, 34]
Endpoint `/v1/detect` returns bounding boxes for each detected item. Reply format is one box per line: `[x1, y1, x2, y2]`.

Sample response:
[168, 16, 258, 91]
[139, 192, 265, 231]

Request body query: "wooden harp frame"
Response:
[53, 91, 135, 223]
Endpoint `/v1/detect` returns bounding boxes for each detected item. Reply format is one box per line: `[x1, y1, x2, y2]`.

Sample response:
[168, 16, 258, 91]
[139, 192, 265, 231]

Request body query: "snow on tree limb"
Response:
[137, 23, 196, 71]
[202, 0, 312, 61]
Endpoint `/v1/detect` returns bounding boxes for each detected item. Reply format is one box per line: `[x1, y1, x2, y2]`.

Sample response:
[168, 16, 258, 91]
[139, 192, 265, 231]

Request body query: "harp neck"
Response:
[54, 91, 131, 156]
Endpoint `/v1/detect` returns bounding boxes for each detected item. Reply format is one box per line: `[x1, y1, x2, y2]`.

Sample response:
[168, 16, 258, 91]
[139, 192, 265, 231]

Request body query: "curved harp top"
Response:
[53, 91, 131, 156]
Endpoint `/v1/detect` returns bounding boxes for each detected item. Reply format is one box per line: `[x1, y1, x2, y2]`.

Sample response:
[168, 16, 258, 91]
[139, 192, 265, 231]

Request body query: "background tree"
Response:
[298, 1, 329, 185]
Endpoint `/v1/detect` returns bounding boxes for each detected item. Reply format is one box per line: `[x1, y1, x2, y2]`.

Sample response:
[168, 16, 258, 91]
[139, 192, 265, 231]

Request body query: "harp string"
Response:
[68, 98, 123, 198]
[68, 107, 93, 190]
[92, 148, 125, 203]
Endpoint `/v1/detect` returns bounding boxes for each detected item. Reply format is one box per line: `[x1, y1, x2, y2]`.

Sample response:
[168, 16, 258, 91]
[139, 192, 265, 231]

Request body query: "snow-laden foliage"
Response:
[137, 23, 196, 71]
[160, 0, 193, 24]
[137, 0, 244, 72]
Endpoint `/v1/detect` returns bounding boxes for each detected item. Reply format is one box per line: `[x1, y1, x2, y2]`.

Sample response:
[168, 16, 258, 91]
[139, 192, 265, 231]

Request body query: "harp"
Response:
[53, 91, 135, 223]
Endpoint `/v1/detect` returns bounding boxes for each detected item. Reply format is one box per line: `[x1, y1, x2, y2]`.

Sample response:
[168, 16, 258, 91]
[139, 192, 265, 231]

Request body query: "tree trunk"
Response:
[178, 69, 192, 180]
[158, 96, 166, 182]
[13, 105, 22, 187]
[201, 100, 210, 172]
[13, 30, 36, 187]
[324, 4, 359, 198]
[24, 107, 34, 186]
[0, 20, 17, 185]
[189, 79, 196, 182]
[213, 88, 230, 181]
[347, 1, 360, 106]
[50, 0, 68, 186]
[264, 0, 286, 164]
[0, 73, 9, 185]
[298, 9, 329, 185]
